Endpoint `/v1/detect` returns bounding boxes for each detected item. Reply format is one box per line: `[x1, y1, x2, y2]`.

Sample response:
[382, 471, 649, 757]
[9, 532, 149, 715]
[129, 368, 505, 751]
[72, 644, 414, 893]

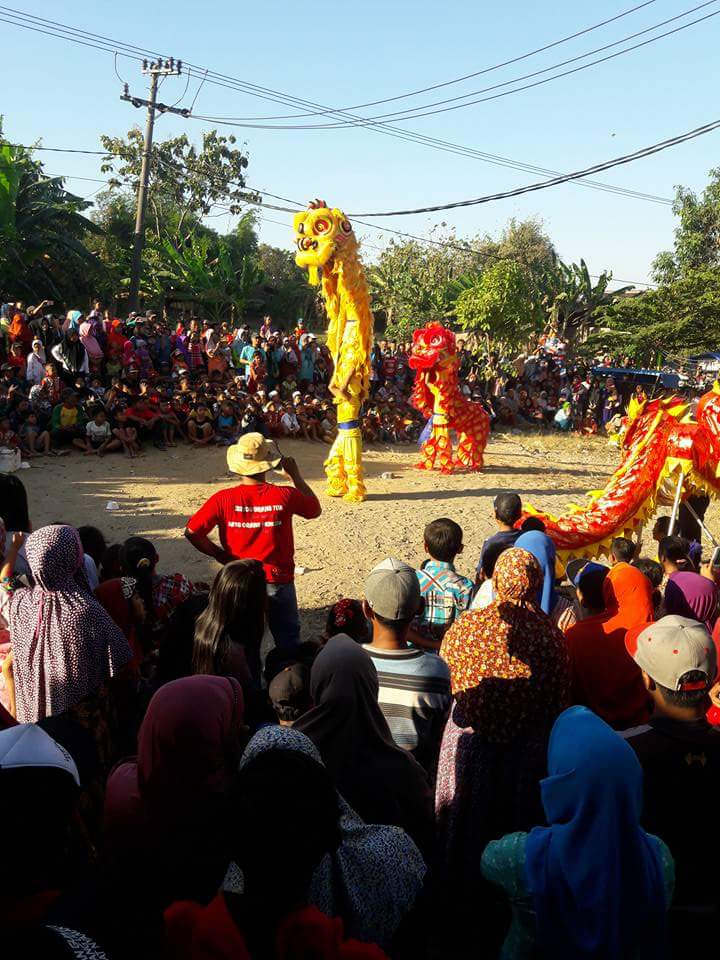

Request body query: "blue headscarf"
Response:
[515, 530, 557, 615]
[524, 706, 667, 960]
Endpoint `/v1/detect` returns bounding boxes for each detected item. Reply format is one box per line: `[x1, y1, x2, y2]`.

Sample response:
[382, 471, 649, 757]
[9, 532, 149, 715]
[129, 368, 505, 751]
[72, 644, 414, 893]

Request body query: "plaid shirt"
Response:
[415, 559, 473, 639]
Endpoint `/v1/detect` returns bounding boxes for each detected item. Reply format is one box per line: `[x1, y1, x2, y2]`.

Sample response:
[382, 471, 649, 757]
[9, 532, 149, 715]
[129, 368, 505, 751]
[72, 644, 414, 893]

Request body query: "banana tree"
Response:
[0, 138, 102, 300]
[539, 258, 631, 342]
[156, 233, 264, 323]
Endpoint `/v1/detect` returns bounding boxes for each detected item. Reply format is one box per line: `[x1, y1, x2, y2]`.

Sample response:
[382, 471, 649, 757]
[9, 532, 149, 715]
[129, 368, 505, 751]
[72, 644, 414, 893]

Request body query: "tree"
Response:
[653, 169, 720, 283]
[369, 230, 479, 339]
[0, 133, 102, 301]
[455, 260, 541, 355]
[591, 267, 720, 364]
[156, 232, 263, 323]
[100, 129, 257, 247]
[539, 259, 630, 340]
[473, 217, 557, 278]
[254, 244, 314, 321]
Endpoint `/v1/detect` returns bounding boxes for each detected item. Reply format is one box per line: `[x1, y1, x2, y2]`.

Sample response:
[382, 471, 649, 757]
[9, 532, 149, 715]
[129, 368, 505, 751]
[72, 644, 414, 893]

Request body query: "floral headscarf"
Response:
[441, 548, 569, 741]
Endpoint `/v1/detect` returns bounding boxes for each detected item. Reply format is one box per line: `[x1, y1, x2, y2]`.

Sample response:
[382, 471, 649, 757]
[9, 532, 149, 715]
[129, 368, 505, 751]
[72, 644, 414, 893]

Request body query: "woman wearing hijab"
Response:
[436, 548, 570, 896]
[565, 562, 654, 729]
[8, 525, 131, 727]
[222, 725, 425, 948]
[295, 634, 434, 854]
[515, 529, 576, 632]
[78, 320, 104, 374]
[51, 329, 89, 383]
[664, 570, 719, 632]
[103, 676, 244, 914]
[26, 339, 47, 386]
[482, 706, 673, 960]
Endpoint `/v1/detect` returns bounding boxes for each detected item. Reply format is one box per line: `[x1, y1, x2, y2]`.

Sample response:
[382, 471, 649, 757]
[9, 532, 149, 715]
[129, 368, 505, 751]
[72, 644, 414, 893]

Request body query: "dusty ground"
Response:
[17, 430, 636, 638]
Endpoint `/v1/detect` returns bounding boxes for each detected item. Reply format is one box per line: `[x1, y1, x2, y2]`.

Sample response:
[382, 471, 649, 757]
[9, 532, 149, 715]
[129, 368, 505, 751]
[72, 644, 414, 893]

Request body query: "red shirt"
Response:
[187, 482, 320, 583]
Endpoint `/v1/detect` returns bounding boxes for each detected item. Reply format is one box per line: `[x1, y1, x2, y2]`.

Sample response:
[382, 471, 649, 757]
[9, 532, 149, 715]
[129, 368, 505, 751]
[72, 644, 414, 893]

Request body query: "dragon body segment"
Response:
[293, 201, 373, 503]
[527, 387, 720, 558]
[408, 323, 490, 473]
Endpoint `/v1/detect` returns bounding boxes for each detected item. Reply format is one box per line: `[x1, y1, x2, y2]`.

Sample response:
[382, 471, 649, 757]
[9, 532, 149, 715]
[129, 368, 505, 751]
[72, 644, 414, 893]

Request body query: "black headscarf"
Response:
[58, 333, 87, 373]
[295, 634, 433, 852]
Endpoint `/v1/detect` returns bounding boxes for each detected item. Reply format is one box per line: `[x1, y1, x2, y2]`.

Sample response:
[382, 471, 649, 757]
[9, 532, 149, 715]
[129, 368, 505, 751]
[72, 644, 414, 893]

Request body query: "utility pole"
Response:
[123, 58, 186, 312]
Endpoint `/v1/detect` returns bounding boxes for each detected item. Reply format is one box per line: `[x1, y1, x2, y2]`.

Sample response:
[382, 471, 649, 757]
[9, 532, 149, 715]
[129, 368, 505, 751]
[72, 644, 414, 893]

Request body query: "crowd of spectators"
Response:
[0, 429, 718, 957]
[4, 299, 711, 470]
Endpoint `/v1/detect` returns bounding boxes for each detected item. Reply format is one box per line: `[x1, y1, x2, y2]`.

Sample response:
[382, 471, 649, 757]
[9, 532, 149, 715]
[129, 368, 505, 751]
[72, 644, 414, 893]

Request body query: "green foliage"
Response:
[368, 230, 480, 339]
[100, 128, 256, 246]
[539, 259, 629, 340]
[591, 267, 720, 364]
[0, 127, 102, 301]
[155, 232, 263, 323]
[254, 244, 315, 321]
[455, 260, 540, 354]
[653, 169, 720, 283]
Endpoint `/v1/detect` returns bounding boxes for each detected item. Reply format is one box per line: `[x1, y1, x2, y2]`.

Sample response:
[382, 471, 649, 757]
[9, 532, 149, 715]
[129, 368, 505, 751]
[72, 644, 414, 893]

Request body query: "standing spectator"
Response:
[25, 339, 46, 386]
[363, 558, 451, 774]
[483, 706, 672, 960]
[414, 518, 473, 647]
[622, 615, 720, 946]
[5, 525, 131, 726]
[436, 548, 570, 894]
[51, 329, 88, 382]
[475, 493, 522, 582]
[185, 435, 321, 648]
[515, 529, 577, 632]
[296, 633, 433, 854]
[565, 563, 654, 729]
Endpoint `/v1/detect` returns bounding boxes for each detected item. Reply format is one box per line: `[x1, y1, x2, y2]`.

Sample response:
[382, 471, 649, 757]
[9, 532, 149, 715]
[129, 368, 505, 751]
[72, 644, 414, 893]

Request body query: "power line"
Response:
[216, 0, 664, 118]
[0, 6, 676, 204]
[348, 117, 720, 216]
[194, 4, 720, 127]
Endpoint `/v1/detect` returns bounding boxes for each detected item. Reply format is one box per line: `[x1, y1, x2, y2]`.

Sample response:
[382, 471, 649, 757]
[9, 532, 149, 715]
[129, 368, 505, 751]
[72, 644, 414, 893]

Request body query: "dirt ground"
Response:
[17, 430, 695, 638]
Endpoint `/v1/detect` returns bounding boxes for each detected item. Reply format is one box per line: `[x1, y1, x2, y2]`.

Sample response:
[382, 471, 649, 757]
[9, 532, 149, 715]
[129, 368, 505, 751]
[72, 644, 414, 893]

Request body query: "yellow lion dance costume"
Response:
[293, 200, 373, 503]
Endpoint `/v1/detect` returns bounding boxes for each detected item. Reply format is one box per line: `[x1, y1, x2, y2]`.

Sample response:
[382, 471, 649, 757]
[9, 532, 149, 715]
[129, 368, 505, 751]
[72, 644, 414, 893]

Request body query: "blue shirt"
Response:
[415, 559, 473, 637]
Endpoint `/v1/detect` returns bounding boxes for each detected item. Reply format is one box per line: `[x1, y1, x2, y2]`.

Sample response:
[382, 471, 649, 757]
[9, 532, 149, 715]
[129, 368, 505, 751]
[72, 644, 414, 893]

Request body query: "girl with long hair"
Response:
[192, 560, 267, 695]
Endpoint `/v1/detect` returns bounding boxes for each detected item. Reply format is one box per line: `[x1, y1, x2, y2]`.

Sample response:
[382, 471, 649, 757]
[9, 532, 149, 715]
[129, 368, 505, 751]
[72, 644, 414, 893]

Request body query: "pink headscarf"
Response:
[79, 321, 104, 361]
[8, 525, 131, 722]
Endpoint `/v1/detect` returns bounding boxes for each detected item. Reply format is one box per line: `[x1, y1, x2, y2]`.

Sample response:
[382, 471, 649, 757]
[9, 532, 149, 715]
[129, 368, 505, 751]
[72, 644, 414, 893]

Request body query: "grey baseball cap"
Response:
[626, 615, 717, 692]
[364, 557, 421, 621]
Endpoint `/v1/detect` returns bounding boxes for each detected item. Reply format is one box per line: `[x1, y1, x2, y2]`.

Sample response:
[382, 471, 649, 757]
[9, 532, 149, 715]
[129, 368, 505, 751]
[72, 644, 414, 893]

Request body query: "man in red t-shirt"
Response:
[185, 433, 321, 648]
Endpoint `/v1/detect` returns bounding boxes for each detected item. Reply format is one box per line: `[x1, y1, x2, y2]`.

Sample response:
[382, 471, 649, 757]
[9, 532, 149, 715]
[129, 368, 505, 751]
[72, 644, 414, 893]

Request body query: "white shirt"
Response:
[281, 412, 300, 433]
[86, 420, 111, 442]
[26, 352, 46, 385]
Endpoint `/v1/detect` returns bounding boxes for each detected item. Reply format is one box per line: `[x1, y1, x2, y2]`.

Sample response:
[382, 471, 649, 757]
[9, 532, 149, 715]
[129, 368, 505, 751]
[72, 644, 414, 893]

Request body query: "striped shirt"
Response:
[363, 645, 451, 774]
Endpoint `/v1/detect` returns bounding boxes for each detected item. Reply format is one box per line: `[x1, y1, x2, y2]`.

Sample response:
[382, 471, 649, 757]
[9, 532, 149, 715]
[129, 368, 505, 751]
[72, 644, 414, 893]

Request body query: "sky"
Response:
[4, 0, 720, 287]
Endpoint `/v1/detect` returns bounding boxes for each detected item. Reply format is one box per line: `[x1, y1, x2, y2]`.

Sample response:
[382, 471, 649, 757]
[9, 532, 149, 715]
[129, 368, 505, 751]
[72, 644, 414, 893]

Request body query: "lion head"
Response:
[409, 323, 457, 373]
[293, 200, 358, 285]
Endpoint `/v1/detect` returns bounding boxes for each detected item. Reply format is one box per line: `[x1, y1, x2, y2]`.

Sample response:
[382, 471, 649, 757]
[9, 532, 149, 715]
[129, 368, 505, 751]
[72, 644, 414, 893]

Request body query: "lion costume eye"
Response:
[430, 335, 443, 347]
[313, 219, 331, 234]
[341, 220, 352, 234]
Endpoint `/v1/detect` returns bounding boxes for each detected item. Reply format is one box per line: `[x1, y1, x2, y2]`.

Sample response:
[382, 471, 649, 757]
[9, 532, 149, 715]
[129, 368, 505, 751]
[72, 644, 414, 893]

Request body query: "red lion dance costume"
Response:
[527, 385, 720, 558]
[408, 323, 490, 473]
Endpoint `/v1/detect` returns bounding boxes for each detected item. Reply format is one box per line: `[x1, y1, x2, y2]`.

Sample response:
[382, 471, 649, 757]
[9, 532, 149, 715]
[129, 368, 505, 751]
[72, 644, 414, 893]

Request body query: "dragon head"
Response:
[408, 323, 457, 372]
[293, 200, 358, 285]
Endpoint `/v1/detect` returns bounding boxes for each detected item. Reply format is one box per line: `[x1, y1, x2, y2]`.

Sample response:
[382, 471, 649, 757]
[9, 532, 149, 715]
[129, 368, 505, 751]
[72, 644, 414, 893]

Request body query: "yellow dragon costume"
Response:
[293, 201, 373, 503]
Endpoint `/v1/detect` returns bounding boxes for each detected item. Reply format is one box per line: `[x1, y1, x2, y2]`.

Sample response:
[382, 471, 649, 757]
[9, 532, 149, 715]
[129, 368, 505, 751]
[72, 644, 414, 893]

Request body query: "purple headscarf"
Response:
[9, 525, 131, 722]
[664, 571, 719, 632]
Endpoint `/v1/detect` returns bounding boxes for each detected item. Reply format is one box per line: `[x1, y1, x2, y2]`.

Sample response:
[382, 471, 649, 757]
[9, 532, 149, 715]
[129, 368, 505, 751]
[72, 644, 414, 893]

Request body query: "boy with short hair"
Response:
[414, 518, 473, 649]
[610, 536, 636, 565]
[476, 492, 522, 584]
[363, 558, 450, 774]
